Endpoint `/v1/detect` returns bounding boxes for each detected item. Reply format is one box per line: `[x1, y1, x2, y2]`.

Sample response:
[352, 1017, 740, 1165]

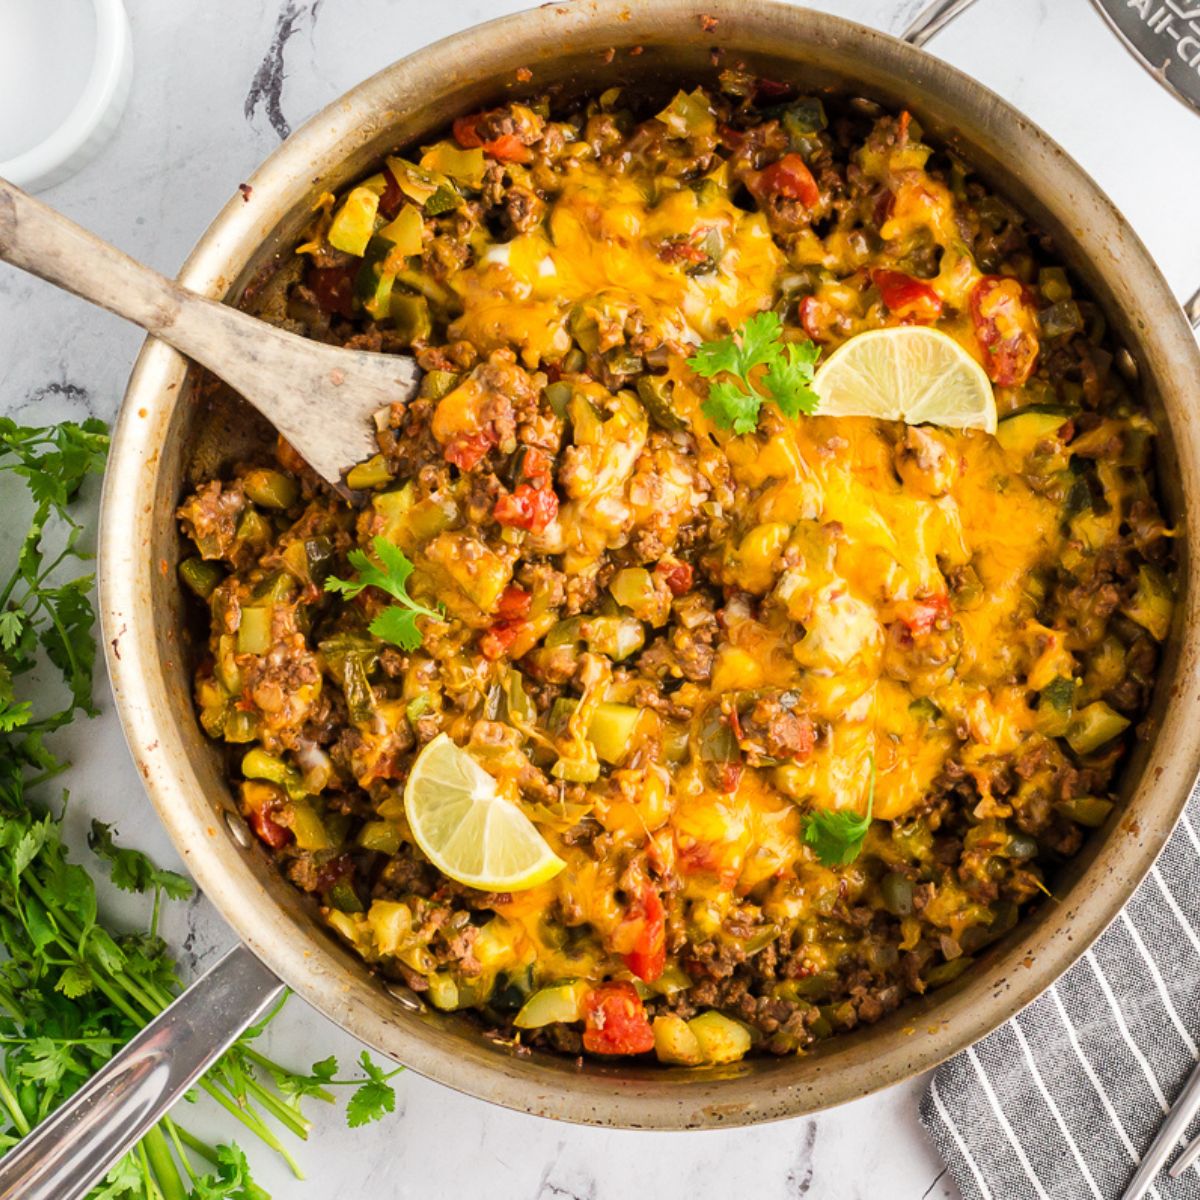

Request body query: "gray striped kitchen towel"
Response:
[920, 780, 1200, 1199]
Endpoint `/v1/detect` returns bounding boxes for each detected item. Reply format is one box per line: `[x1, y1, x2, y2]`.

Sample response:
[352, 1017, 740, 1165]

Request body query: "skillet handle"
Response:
[904, 3, 1200, 332]
[901, 0, 983, 48]
[0, 943, 284, 1200]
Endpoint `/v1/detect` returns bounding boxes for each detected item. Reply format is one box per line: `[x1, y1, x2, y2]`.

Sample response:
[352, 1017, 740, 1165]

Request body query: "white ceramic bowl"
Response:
[0, 0, 132, 192]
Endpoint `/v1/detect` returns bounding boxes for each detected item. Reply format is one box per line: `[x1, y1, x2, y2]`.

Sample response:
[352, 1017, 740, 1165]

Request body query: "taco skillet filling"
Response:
[176, 80, 1174, 1064]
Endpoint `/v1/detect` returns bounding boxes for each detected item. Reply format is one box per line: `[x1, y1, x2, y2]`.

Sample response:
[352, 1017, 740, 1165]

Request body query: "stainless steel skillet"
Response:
[2, 2, 1199, 1196]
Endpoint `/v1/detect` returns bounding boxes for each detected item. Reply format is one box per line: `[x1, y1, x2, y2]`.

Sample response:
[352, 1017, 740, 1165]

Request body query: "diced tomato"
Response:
[655, 560, 693, 596]
[454, 113, 532, 162]
[717, 123, 747, 151]
[894, 594, 951, 636]
[970, 275, 1040, 387]
[482, 134, 532, 163]
[754, 153, 820, 208]
[871, 269, 943, 323]
[520, 447, 552, 489]
[754, 77, 794, 102]
[493, 484, 559, 533]
[247, 805, 292, 850]
[622, 883, 666, 983]
[443, 431, 496, 471]
[872, 188, 896, 230]
[480, 621, 525, 661]
[379, 165, 405, 218]
[452, 115, 484, 148]
[582, 982, 655, 1056]
[718, 762, 744, 794]
[496, 585, 532, 622]
[306, 263, 358, 320]
[798, 294, 829, 343]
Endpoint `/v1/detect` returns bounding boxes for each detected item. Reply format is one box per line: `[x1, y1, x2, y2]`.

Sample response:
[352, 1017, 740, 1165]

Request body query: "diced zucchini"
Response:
[635, 375, 687, 431]
[378, 204, 424, 257]
[610, 568, 671, 626]
[655, 89, 716, 138]
[1039, 266, 1072, 304]
[236, 606, 272, 655]
[235, 507, 271, 549]
[223, 710, 259, 743]
[242, 468, 298, 509]
[390, 292, 432, 344]
[1065, 702, 1130, 756]
[550, 699, 642, 766]
[329, 879, 364, 914]
[419, 142, 486, 189]
[995, 407, 1071, 457]
[513, 981, 590, 1028]
[357, 820, 402, 854]
[345, 454, 394, 491]
[1123, 564, 1172, 641]
[427, 973, 460, 1011]
[179, 557, 223, 600]
[242, 748, 306, 799]
[328, 186, 380, 257]
[366, 899, 413, 957]
[653, 1015, 705, 1065]
[588, 703, 642, 765]
[687, 1011, 752, 1064]
[1056, 797, 1114, 828]
[282, 797, 333, 851]
[583, 615, 645, 661]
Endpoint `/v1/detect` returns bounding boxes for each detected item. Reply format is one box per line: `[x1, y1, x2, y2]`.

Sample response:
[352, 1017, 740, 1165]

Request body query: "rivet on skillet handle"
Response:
[0, 944, 284, 1200]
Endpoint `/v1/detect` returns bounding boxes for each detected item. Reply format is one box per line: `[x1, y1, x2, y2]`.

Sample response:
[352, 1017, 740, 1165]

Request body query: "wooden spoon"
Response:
[0, 177, 421, 487]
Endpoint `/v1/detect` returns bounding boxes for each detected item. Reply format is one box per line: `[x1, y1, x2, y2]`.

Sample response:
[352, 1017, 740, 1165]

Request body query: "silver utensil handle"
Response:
[0, 943, 284, 1200]
[902, 0, 983, 47]
[904, 2, 1200, 332]
[1117, 1056, 1200, 1199]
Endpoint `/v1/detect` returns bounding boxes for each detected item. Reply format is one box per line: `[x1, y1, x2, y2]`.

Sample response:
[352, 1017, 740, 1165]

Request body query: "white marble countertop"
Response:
[1, 1, 1196, 1196]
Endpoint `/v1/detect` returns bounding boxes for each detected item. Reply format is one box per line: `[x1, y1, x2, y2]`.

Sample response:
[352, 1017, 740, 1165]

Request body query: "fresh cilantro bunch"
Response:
[325, 535, 443, 651]
[801, 755, 875, 866]
[688, 311, 821, 435]
[0, 420, 401, 1200]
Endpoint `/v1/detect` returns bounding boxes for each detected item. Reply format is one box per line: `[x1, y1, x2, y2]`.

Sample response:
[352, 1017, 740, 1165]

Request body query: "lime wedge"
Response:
[813, 326, 997, 433]
[403, 733, 564, 891]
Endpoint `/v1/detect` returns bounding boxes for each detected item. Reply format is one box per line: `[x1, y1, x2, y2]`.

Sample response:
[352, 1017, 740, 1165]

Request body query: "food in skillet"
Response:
[176, 79, 1174, 1064]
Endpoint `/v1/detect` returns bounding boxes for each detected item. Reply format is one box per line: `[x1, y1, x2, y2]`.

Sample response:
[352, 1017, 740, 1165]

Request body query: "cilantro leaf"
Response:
[688, 311, 821, 433]
[764, 339, 821, 418]
[702, 380, 761, 436]
[325, 535, 443, 651]
[345, 1050, 402, 1128]
[190, 1144, 270, 1200]
[88, 821, 193, 900]
[801, 755, 875, 866]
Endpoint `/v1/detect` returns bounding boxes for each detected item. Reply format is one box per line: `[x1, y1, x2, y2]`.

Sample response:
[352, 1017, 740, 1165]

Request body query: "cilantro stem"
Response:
[141, 1124, 187, 1200]
[240, 1071, 312, 1138]
[0, 1075, 30, 1139]
[165, 1119, 219, 1169]
[161, 1117, 202, 1182]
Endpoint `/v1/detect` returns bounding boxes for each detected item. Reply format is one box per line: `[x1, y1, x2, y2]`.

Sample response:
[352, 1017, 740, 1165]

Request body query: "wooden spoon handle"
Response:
[0, 174, 243, 356]
[0, 176, 415, 483]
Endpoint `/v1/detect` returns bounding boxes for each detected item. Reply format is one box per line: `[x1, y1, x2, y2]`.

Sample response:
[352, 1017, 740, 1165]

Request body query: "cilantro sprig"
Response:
[0, 420, 400, 1199]
[688, 311, 820, 434]
[802, 755, 875, 866]
[324, 535, 444, 651]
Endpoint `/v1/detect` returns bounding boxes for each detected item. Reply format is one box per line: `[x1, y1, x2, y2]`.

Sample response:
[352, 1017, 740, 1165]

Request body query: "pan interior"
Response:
[101, 0, 1200, 1128]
